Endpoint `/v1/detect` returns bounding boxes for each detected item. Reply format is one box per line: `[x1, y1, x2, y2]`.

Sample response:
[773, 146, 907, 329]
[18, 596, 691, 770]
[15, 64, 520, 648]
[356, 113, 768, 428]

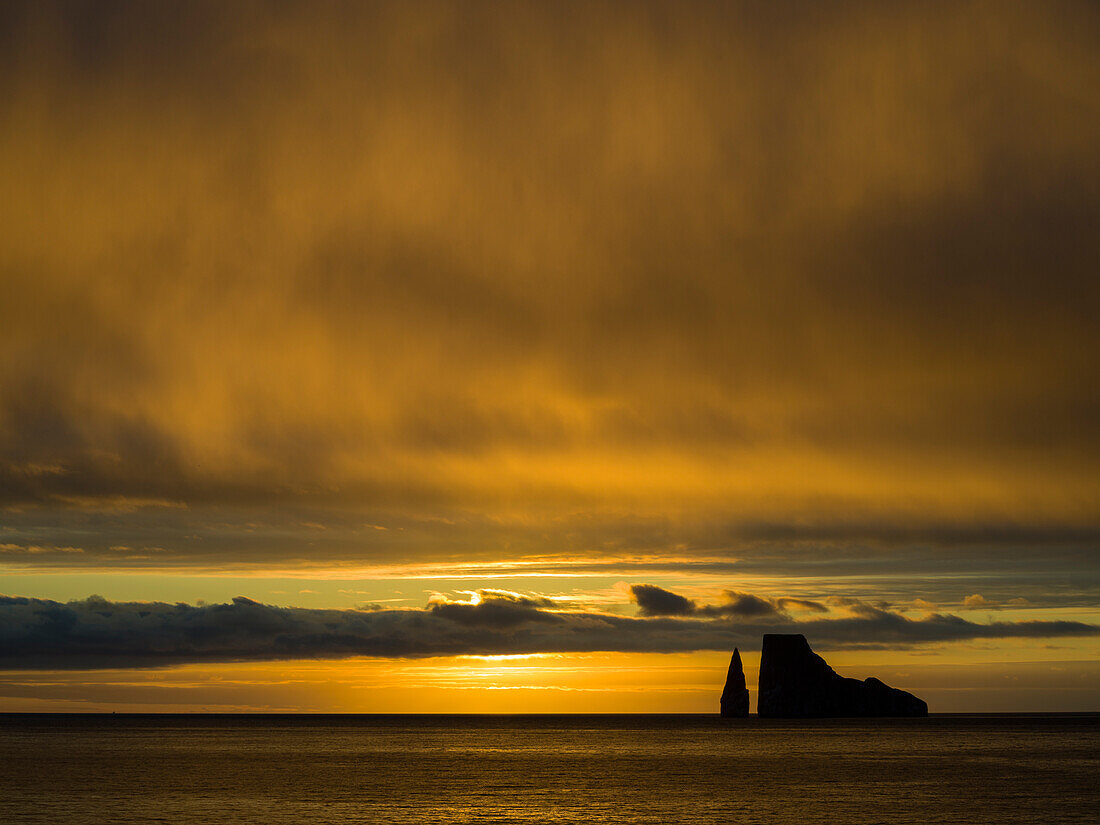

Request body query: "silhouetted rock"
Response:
[720, 648, 750, 717]
[757, 634, 928, 718]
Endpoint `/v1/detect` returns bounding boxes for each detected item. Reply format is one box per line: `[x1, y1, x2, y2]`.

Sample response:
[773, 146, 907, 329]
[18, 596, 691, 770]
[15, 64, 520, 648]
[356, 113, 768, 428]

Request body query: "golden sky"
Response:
[1, 1, 1098, 711]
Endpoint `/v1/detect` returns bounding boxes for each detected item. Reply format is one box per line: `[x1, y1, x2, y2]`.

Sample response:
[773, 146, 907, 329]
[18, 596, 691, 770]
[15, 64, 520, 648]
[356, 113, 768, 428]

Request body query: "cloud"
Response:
[704, 591, 778, 618]
[0, 2, 1097, 513]
[963, 594, 997, 608]
[427, 590, 562, 627]
[702, 591, 829, 618]
[0, 544, 83, 555]
[631, 586, 828, 619]
[2, 591, 1094, 671]
[774, 597, 829, 614]
[629, 584, 696, 616]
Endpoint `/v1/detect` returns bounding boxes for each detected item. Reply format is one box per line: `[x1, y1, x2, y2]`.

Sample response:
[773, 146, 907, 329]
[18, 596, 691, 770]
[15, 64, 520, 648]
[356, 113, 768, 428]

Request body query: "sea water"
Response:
[1, 714, 1097, 824]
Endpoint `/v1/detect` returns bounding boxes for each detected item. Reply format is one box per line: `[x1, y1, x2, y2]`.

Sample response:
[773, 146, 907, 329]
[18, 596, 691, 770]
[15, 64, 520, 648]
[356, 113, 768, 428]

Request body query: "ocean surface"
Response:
[1, 714, 1097, 824]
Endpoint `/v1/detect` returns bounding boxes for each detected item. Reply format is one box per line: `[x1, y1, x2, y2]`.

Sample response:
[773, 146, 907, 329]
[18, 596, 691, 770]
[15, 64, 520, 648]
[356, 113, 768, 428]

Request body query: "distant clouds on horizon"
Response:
[1, 589, 1095, 670]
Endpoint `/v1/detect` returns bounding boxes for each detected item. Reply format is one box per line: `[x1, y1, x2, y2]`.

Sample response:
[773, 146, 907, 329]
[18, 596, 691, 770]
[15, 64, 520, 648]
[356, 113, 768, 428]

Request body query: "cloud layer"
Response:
[0, 1, 1098, 574]
[2, 590, 1094, 670]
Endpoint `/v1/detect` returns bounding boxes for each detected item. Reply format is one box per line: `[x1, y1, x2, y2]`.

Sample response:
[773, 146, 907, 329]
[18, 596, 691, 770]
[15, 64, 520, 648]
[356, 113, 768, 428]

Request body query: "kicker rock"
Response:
[720, 648, 750, 717]
[757, 634, 927, 718]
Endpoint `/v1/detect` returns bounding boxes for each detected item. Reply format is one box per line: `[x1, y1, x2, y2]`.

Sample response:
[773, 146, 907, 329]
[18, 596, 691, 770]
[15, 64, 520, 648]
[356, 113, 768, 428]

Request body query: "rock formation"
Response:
[719, 647, 750, 717]
[757, 634, 927, 718]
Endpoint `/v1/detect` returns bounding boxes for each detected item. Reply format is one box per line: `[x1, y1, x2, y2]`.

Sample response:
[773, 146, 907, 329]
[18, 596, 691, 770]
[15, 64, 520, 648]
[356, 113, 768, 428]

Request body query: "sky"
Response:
[1, 0, 1098, 712]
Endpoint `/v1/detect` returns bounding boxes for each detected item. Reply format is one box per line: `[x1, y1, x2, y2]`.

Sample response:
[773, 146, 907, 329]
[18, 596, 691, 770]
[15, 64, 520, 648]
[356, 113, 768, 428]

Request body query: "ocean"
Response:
[1, 714, 1097, 824]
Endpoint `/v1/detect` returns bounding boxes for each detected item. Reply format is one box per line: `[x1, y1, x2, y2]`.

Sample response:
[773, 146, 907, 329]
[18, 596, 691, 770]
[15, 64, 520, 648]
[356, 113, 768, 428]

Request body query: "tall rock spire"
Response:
[720, 648, 750, 717]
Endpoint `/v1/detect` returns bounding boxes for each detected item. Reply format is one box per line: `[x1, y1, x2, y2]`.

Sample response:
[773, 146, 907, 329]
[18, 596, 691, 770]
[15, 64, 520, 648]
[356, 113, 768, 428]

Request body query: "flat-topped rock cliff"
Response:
[757, 634, 927, 718]
[719, 648, 750, 717]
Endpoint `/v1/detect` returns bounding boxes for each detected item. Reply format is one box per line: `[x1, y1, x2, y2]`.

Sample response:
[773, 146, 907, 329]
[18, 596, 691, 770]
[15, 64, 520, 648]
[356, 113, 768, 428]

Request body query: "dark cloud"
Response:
[3, 591, 1093, 671]
[633, 586, 829, 619]
[630, 584, 696, 616]
[702, 591, 781, 618]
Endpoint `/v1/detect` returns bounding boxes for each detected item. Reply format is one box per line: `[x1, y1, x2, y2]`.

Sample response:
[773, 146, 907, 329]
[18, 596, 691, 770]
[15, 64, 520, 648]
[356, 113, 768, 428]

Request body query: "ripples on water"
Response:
[2, 714, 1097, 824]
